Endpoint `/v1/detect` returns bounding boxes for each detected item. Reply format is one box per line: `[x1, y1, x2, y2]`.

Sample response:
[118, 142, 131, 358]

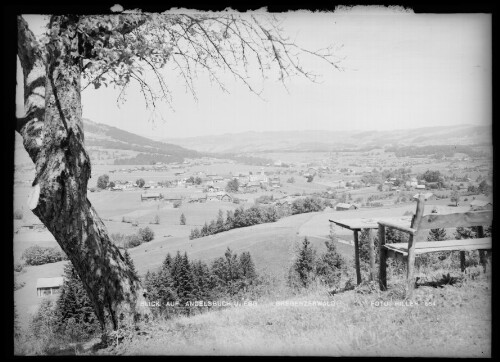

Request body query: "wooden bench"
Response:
[378, 194, 492, 296]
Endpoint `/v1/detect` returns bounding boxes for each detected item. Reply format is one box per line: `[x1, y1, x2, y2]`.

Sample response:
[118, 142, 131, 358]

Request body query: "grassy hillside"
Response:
[83, 118, 201, 164]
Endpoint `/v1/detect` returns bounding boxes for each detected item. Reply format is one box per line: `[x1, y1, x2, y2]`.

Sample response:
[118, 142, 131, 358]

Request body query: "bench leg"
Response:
[479, 250, 486, 272]
[378, 225, 387, 291]
[482, 250, 492, 274]
[353, 230, 361, 285]
[406, 247, 416, 298]
[367, 229, 376, 282]
[379, 247, 387, 291]
[460, 251, 466, 272]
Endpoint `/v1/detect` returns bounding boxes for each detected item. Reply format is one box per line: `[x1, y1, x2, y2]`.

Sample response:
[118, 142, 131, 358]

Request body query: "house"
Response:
[37, 277, 64, 297]
[415, 185, 426, 190]
[249, 174, 268, 183]
[206, 192, 219, 202]
[270, 177, 281, 188]
[246, 181, 261, 190]
[238, 176, 250, 185]
[189, 194, 207, 203]
[141, 193, 163, 201]
[412, 192, 434, 201]
[217, 191, 233, 202]
[335, 203, 358, 211]
[163, 196, 183, 204]
[470, 200, 493, 211]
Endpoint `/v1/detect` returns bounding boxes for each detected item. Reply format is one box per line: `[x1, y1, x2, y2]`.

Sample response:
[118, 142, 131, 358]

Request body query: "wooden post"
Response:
[378, 224, 387, 290]
[460, 251, 466, 272]
[484, 250, 492, 275]
[353, 230, 361, 285]
[406, 195, 425, 298]
[477, 226, 486, 272]
[367, 228, 376, 282]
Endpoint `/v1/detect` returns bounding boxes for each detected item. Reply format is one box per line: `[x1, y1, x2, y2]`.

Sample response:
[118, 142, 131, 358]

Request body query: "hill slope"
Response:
[161, 124, 491, 153]
[83, 118, 201, 164]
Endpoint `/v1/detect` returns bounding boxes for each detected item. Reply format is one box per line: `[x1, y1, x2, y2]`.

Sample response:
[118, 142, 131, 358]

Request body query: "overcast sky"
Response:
[17, 7, 491, 139]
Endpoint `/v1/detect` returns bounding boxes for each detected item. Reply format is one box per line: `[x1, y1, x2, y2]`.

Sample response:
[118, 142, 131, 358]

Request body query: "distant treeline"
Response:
[114, 153, 184, 165]
[214, 153, 273, 166]
[190, 196, 329, 239]
[385, 145, 487, 158]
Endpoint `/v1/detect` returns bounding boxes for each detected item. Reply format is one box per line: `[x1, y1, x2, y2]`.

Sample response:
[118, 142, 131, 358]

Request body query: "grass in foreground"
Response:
[94, 267, 490, 357]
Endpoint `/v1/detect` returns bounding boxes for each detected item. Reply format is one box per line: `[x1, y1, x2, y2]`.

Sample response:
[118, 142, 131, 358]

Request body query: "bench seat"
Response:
[383, 237, 492, 257]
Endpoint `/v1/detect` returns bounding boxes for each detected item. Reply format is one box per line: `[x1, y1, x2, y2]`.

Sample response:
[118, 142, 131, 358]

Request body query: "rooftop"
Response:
[36, 277, 64, 289]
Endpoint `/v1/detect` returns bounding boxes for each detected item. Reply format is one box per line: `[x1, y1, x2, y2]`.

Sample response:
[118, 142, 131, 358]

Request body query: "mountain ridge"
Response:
[160, 124, 491, 153]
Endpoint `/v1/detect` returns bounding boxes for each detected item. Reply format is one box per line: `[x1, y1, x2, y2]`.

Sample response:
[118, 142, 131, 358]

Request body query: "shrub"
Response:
[180, 213, 186, 225]
[136, 178, 145, 188]
[291, 196, 324, 214]
[97, 174, 109, 189]
[226, 178, 239, 192]
[110, 233, 126, 247]
[22, 245, 68, 266]
[14, 209, 23, 220]
[124, 234, 142, 248]
[29, 298, 58, 345]
[255, 195, 274, 204]
[14, 279, 25, 291]
[14, 262, 24, 272]
[138, 227, 155, 242]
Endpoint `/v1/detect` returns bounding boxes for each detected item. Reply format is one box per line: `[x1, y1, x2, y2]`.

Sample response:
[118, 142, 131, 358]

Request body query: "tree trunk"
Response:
[17, 15, 150, 334]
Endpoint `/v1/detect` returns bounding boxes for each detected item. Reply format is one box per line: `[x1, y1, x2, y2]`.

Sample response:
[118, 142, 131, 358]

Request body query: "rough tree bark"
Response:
[17, 15, 150, 334]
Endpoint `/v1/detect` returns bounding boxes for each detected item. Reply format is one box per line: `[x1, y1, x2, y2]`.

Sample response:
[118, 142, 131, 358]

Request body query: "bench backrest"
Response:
[412, 194, 492, 236]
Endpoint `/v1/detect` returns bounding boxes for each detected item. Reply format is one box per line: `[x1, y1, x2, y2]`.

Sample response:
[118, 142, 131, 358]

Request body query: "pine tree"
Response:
[189, 228, 200, 240]
[210, 256, 228, 297]
[191, 260, 212, 303]
[428, 208, 447, 241]
[54, 264, 100, 340]
[180, 253, 195, 315]
[162, 253, 173, 272]
[428, 228, 447, 241]
[201, 222, 209, 237]
[239, 251, 257, 281]
[225, 210, 235, 231]
[144, 269, 177, 318]
[123, 249, 139, 283]
[216, 210, 225, 233]
[316, 240, 347, 288]
[294, 237, 316, 288]
[180, 213, 186, 225]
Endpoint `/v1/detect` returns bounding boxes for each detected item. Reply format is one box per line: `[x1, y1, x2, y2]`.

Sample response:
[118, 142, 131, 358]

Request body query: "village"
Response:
[82, 148, 492, 214]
